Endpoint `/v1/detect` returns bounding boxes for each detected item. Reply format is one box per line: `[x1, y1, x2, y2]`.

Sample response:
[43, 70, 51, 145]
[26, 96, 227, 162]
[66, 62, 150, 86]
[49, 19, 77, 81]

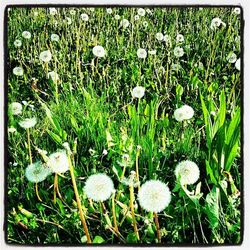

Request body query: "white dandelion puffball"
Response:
[174, 46, 184, 58]
[93, 45, 105, 57]
[106, 8, 112, 14]
[156, 32, 164, 41]
[132, 86, 145, 99]
[47, 150, 69, 174]
[70, 9, 76, 15]
[175, 160, 200, 185]
[25, 161, 51, 183]
[14, 39, 22, 48]
[210, 17, 225, 30]
[227, 52, 237, 63]
[81, 13, 89, 21]
[120, 19, 130, 28]
[51, 33, 59, 42]
[66, 17, 72, 25]
[9, 102, 22, 115]
[134, 15, 140, 21]
[143, 21, 148, 27]
[48, 71, 59, 82]
[138, 180, 171, 213]
[176, 34, 184, 43]
[39, 50, 52, 62]
[13, 67, 24, 76]
[84, 173, 114, 202]
[235, 58, 240, 71]
[114, 14, 120, 20]
[174, 105, 194, 122]
[138, 8, 146, 16]
[8, 127, 17, 133]
[19, 117, 37, 129]
[49, 7, 57, 15]
[22, 31, 31, 39]
[233, 7, 241, 15]
[148, 50, 156, 55]
[163, 34, 171, 43]
[137, 48, 147, 59]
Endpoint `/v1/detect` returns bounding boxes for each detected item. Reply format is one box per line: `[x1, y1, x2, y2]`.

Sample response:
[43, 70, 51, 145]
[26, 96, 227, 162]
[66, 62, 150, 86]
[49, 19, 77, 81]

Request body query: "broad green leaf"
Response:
[47, 130, 62, 145]
[205, 160, 217, 185]
[93, 236, 105, 244]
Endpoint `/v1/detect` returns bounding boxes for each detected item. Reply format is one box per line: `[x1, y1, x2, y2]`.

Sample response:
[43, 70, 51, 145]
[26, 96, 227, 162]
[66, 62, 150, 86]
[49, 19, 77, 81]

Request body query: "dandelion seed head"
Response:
[19, 117, 37, 129]
[132, 86, 145, 99]
[233, 7, 241, 15]
[114, 14, 120, 20]
[49, 7, 57, 15]
[227, 52, 237, 63]
[25, 161, 51, 183]
[66, 17, 72, 25]
[70, 9, 76, 15]
[14, 39, 22, 48]
[173, 46, 184, 57]
[163, 34, 171, 43]
[235, 58, 240, 71]
[106, 8, 112, 14]
[84, 173, 114, 202]
[22, 31, 31, 39]
[176, 34, 184, 43]
[9, 102, 22, 115]
[48, 71, 59, 82]
[210, 17, 226, 30]
[174, 105, 194, 122]
[47, 150, 69, 174]
[175, 160, 200, 185]
[143, 21, 148, 27]
[8, 127, 17, 133]
[120, 19, 130, 28]
[39, 50, 52, 62]
[134, 15, 140, 21]
[137, 48, 147, 59]
[156, 32, 164, 41]
[138, 8, 146, 16]
[13, 67, 24, 76]
[51, 33, 60, 42]
[138, 180, 171, 213]
[93, 45, 105, 57]
[81, 13, 89, 21]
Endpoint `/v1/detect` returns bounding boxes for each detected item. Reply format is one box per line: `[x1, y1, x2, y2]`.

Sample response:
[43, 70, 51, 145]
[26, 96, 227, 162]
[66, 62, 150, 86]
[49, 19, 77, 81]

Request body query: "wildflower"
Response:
[156, 32, 164, 41]
[163, 34, 171, 43]
[81, 13, 89, 21]
[9, 102, 22, 115]
[47, 150, 69, 174]
[49, 8, 57, 15]
[48, 71, 59, 82]
[143, 21, 148, 27]
[148, 50, 156, 55]
[233, 7, 241, 15]
[227, 52, 237, 63]
[174, 105, 194, 122]
[137, 48, 147, 59]
[62, 142, 72, 154]
[121, 171, 140, 187]
[25, 161, 51, 183]
[114, 14, 120, 20]
[173, 46, 184, 57]
[39, 50, 52, 62]
[19, 117, 37, 129]
[132, 86, 145, 99]
[210, 17, 226, 30]
[176, 34, 184, 43]
[92, 45, 105, 57]
[134, 15, 140, 21]
[13, 67, 24, 76]
[175, 160, 200, 185]
[51, 34, 59, 42]
[8, 127, 17, 133]
[120, 19, 130, 28]
[106, 8, 112, 14]
[138, 180, 171, 213]
[84, 173, 114, 202]
[14, 39, 22, 48]
[235, 58, 240, 71]
[66, 17, 72, 25]
[138, 8, 146, 16]
[22, 31, 31, 39]
[70, 9, 76, 15]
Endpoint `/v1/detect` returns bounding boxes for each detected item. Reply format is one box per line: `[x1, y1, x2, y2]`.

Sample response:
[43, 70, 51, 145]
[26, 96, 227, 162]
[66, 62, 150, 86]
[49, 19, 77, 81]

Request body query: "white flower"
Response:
[14, 40, 22, 48]
[132, 86, 145, 99]
[25, 161, 51, 183]
[134, 15, 140, 21]
[174, 105, 194, 122]
[114, 14, 120, 20]
[93, 45, 105, 57]
[137, 48, 147, 59]
[143, 21, 148, 28]
[102, 149, 108, 156]
[156, 32, 164, 41]
[70, 9, 76, 15]
[19, 117, 37, 129]
[81, 13, 89, 21]
[22, 31, 31, 39]
[120, 19, 130, 28]
[66, 17, 72, 25]
[13, 67, 24, 76]
[175, 160, 200, 185]
[163, 34, 171, 43]
[138, 180, 171, 213]
[8, 127, 17, 133]
[235, 58, 240, 71]
[84, 173, 114, 202]
[174, 46, 184, 57]
[48, 71, 59, 82]
[210, 17, 226, 30]
[39, 50, 52, 62]
[106, 8, 112, 14]
[137, 8, 146, 16]
[233, 7, 241, 15]
[49, 8, 57, 15]
[176, 34, 184, 43]
[51, 34, 59, 42]
[47, 150, 69, 174]
[9, 102, 22, 115]
[148, 50, 156, 55]
[227, 52, 237, 63]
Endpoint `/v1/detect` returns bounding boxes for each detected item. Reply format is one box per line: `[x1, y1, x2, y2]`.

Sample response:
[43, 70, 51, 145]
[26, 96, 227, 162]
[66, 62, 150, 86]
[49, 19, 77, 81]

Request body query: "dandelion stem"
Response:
[129, 185, 140, 240]
[67, 154, 92, 243]
[27, 128, 32, 164]
[112, 193, 119, 234]
[154, 212, 161, 243]
[35, 182, 42, 202]
[135, 148, 140, 191]
[45, 62, 49, 79]
[53, 173, 58, 204]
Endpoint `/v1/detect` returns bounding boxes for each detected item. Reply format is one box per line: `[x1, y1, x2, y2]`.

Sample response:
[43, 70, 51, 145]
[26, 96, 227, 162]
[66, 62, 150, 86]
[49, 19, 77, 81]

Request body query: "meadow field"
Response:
[6, 6, 242, 245]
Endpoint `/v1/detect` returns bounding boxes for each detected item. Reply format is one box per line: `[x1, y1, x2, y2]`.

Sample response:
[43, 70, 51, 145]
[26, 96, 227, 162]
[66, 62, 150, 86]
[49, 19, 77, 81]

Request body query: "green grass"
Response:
[7, 6, 241, 245]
